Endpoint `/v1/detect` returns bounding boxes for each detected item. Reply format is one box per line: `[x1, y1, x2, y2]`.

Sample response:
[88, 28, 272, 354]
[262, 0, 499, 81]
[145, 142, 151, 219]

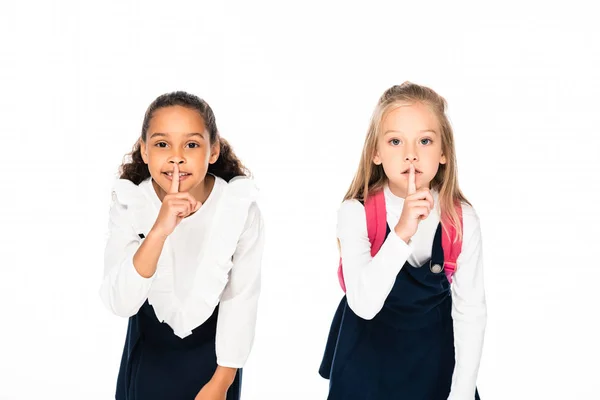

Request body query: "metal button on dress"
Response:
[430, 263, 443, 274]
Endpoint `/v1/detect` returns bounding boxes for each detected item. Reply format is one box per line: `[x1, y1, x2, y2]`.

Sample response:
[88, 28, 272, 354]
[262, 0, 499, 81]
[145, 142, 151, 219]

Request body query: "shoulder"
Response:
[206, 176, 263, 254]
[214, 175, 261, 227]
[221, 175, 259, 202]
[460, 201, 482, 244]
[110, 178, 148, 208]
[338, 199, 366, 218]
[337, 199, 367, 237]
[108, 178, 159, 236]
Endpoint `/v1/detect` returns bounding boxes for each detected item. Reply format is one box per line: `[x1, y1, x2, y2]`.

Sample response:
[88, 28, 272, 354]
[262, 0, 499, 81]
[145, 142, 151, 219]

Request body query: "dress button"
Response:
[430, 263, 443, 274]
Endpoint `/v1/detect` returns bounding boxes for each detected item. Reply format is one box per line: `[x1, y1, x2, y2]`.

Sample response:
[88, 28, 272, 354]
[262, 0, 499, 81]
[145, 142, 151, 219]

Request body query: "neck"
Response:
[190, 174, 215, 204]
[387, 180, 409, 199]
[387, 179, 431, 199]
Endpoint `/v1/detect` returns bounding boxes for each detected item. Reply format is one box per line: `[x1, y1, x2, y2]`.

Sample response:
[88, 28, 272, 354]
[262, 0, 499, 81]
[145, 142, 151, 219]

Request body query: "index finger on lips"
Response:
[169, 163, 180, 194]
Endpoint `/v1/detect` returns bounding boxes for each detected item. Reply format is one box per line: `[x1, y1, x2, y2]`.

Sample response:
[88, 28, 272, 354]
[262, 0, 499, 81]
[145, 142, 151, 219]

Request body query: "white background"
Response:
[1, 1, 599, 399]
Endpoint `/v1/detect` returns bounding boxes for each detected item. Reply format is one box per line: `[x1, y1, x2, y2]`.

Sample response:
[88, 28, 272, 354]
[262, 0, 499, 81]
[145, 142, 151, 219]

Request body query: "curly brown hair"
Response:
[119, 91, 249, 184]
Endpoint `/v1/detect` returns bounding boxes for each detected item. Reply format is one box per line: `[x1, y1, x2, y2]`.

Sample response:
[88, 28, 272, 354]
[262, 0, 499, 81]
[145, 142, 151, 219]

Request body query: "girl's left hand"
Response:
[194, 380, 228, 400]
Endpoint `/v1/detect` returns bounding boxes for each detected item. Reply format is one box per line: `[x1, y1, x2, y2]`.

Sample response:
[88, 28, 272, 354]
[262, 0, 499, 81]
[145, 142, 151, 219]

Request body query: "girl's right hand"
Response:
[150, 164, 201, 238]
[394, 164, 434, 244]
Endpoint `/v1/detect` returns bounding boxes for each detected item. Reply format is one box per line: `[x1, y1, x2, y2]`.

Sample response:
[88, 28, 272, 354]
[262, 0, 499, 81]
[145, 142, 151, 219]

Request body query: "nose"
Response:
[167, 149, 185, 165]
[404, 145, 418, 162]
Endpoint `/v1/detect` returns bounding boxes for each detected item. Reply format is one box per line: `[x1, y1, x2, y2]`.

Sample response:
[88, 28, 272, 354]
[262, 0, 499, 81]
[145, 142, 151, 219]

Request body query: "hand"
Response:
[394, 164, 434, 243]
[150, 163, 201, 237]
[194, 379, 228, 400]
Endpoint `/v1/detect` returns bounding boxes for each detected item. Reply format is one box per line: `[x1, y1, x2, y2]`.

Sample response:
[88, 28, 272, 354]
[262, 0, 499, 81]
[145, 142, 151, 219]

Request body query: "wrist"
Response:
[394, 226, 411, 244]
[148, 226, 169, 241]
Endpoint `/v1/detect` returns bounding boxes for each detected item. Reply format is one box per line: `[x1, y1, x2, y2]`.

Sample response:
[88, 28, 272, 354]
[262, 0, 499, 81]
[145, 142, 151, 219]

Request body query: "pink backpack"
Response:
[337, 190, 463, 292]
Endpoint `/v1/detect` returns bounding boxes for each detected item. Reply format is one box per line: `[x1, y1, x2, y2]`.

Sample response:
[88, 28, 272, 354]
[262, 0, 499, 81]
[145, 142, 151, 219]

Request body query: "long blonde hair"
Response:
[344, 81, 470, 240]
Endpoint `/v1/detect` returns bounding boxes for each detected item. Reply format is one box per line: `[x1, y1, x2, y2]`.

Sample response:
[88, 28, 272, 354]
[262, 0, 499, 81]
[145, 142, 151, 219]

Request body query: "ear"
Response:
[209, 139, 220, 165]
[373, 150, 382, 166]
[440, 153, 447, 165]
[140, 139, 149, 164]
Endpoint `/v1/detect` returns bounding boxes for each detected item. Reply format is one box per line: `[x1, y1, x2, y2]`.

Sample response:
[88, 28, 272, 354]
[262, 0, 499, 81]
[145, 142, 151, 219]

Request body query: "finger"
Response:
[424, 191, 434, 210]
[183, 199, 197, 215]
[414, 206, 430, 220]
[408, 200, 433, 211]
[411, 206, 431, 220]
[170, 201, 192, 216]
[171, 206, 188, 218]
[181, 201, 194, 217]
[168, 199, 193, 208]
[176, 208, 192, 218]
[408, 164, 416, 195]
[172, 192, 199, 210]
[407, 188, 432, 201]
[169, 163, 180, 194]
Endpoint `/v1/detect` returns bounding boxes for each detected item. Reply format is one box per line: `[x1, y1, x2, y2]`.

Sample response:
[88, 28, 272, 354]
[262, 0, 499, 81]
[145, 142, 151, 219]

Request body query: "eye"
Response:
[389, 138, 401, 146]
[420, 138, 433, 145]
[187, 142, 200, 149]
[155, 142, 168, 148]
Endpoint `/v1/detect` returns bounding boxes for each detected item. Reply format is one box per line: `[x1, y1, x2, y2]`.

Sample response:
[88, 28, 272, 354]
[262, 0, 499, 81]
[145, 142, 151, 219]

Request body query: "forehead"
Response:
[148, 105, 206, 133]
[381, 102, 439, 134]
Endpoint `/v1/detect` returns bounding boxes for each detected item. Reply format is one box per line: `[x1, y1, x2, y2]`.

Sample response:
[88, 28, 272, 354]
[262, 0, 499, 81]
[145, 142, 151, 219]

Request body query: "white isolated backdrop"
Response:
[1, 1, 599, 399]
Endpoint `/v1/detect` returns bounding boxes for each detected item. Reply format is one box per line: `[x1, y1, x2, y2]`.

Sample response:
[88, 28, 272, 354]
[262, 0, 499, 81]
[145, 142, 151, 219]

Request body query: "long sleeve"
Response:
[215, 203, 265, 368]
[448, 205, 487, 400]
[99, 195, 155, 317]
[337, 200, 412, 320]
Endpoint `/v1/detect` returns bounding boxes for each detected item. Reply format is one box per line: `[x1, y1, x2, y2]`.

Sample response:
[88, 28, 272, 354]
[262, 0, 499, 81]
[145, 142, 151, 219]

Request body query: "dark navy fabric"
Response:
[320, 223, 480, 399]
[115, 301, 241, 400]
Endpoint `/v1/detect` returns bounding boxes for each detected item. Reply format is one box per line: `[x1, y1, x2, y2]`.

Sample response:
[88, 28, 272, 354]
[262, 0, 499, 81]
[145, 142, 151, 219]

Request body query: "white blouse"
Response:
[337, 185, 487, 400]
[99, 175, 265, 369]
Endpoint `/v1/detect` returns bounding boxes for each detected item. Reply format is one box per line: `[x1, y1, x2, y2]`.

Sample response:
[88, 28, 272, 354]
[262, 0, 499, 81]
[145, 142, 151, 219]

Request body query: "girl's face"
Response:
[141, 105, 219, 198]
[373, 102, 446, 198]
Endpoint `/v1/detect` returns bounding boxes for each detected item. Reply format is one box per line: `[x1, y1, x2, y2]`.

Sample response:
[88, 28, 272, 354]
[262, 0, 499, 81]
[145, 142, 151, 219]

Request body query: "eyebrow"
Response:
[383, 129, 438, 136]
[149, 132, 205, 139]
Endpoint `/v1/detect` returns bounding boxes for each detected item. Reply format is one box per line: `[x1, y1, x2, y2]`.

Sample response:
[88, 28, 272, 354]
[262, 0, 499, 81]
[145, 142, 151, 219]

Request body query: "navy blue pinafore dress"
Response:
[115, 300, 242, 400]
[320, 223, 480, 400]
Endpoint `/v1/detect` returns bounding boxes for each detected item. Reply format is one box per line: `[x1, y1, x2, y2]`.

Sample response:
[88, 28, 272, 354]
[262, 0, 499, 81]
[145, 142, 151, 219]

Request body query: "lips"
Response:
[163, 172, 191, 176]
[401, 168, 422, 174]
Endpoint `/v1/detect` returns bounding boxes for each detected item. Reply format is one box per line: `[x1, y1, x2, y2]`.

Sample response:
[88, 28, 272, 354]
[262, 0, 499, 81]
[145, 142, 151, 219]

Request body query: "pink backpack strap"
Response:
[366, 190, 387, 256]
[337, 191, 386, 292]
[441, 203, 463, 283]
[337, 259, 346, 292]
